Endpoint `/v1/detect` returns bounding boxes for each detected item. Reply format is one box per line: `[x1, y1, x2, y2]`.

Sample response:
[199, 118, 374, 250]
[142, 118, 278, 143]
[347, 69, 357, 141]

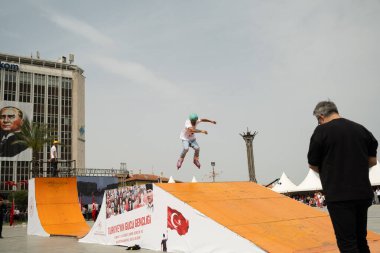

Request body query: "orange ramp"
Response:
[157, 182, 380, 253]
[35, 177, 90, 238]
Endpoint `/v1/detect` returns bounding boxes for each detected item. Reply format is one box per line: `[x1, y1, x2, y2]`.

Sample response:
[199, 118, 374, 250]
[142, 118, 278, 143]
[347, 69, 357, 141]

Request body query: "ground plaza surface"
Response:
[1, 205, 380, 253]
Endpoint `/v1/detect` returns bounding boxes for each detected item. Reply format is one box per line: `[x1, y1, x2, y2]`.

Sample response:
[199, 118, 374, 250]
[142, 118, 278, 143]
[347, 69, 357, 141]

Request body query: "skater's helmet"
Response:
[189, 113, 198, 122]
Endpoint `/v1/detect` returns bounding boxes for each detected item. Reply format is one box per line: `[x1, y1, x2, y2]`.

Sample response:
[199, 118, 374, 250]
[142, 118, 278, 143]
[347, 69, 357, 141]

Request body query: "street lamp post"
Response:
[211, 162, 216, 182]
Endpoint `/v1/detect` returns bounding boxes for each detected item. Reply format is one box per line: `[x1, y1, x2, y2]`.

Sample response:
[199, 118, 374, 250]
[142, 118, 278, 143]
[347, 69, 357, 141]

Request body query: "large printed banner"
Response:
[0, 101, 33, 160]
[81, 184, 154, 245]
[80, 184, 264, 253]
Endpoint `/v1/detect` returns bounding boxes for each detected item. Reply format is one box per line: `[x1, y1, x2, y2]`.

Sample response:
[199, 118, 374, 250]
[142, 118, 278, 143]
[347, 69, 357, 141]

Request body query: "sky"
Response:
[1, 0, 379, 184]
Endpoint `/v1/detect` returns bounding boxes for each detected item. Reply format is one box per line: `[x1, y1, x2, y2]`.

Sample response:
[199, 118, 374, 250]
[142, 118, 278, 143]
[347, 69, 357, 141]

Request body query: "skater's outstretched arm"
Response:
[200, 118, 217, 124]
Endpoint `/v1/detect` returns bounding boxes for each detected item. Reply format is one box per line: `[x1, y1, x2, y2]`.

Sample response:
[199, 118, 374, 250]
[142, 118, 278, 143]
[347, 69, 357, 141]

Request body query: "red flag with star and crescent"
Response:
[167, 206, 189, 236]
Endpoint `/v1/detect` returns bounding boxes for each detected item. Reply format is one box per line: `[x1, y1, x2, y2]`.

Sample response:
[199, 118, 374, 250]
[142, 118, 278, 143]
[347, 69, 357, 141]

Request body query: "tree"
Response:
[9, 190, 28, 212]
[13, 117, 55, 177]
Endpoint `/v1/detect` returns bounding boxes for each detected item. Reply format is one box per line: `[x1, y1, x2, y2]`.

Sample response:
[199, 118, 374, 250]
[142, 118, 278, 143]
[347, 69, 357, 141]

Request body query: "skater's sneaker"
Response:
[193, 159, 201, 169]
[177, 158, 184, 170]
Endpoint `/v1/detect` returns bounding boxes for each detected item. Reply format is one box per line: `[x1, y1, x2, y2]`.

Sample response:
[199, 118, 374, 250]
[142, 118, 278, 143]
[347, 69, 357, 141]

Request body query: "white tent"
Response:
[271, 172, 298, 193]
[168, 176, 175, 183]
[294, 169, 322, 192]
[278, 161, 380, 194]
[369, 161, 380, 186]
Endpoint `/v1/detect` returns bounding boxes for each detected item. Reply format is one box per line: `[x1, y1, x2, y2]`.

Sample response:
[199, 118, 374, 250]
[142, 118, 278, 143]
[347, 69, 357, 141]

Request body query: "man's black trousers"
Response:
[327, 199, 372, 253]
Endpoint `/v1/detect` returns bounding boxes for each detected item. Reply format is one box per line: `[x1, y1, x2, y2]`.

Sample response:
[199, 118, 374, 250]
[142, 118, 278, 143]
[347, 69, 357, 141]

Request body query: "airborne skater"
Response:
[177, 113, 216, 169]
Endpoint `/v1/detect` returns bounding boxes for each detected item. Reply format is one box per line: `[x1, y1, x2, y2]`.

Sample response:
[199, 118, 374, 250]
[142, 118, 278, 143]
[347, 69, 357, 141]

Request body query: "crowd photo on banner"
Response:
[105, 183, 154, 219]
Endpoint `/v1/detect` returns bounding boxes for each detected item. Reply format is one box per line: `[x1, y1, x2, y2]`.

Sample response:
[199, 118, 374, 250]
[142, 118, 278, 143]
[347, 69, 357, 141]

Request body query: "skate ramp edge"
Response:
[157, 182, 380, 253]
[35, 177, 90, 238]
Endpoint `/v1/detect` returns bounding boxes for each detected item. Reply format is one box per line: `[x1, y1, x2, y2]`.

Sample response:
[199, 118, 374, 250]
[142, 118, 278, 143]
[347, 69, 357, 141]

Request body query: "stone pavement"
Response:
[1, 205, 380, 253]
[0, 221, 160, 253]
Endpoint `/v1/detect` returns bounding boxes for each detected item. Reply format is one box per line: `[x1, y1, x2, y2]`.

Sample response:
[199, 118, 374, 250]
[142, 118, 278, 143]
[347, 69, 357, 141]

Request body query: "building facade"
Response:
[0, 52, 85, 193]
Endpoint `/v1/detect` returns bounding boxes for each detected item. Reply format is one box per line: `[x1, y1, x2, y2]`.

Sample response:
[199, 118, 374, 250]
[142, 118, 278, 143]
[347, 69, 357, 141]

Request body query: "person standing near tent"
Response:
[307, 100, 378, 253]
[177, 113, 216, 169]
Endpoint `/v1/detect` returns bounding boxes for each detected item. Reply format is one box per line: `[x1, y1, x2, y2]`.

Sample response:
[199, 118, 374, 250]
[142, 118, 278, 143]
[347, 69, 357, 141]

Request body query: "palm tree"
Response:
[13, 117, 55, 178]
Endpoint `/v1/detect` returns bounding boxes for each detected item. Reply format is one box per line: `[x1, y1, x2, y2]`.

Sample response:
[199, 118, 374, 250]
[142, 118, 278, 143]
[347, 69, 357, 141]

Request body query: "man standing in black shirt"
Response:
[308, 100, 378, 253]
[161, 232, 168, 252]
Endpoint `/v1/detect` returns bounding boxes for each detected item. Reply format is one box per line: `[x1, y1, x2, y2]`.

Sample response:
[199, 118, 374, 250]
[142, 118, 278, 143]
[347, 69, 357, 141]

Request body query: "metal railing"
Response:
[29, 160, 76, 178]
[75, 168, 129, 177]
[29, 161, 130, 178]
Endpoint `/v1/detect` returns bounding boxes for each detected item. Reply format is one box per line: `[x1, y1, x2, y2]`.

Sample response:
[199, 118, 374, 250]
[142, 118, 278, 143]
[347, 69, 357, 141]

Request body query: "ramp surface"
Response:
[158, 182, 380, 253]
[35, 177, 90, 238]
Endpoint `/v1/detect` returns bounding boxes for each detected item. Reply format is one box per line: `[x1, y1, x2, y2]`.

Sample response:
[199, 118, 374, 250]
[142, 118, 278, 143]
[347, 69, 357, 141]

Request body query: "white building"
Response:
[0, 52, 85, 193]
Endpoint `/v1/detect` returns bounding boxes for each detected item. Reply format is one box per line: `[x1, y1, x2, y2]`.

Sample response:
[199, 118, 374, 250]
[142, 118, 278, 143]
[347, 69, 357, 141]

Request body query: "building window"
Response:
[33, 74, 46, 164]
[0, 161, 14, 191]
[61, 77, 72, 161]
[19, 72, 32, 102]
[17, 161, 29, 191]
[3, 71, 16, 101]
[33, 74, 45, 123]
[48, 75, 59, 137]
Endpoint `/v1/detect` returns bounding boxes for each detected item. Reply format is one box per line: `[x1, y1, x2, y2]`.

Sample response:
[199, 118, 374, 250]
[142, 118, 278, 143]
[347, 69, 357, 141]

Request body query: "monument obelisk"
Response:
[240, 129, 258, 182]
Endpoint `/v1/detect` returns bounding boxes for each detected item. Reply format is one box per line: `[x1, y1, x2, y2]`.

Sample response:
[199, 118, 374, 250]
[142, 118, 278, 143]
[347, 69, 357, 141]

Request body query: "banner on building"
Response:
[0, 101, 33, 161]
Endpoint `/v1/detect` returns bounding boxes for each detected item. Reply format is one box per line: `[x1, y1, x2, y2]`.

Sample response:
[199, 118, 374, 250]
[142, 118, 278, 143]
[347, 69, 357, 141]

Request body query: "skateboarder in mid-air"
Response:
[177, 113, 216, 169]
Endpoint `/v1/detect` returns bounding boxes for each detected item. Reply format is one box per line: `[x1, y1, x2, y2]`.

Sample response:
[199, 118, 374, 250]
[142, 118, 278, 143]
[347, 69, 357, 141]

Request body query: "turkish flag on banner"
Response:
[10, 198, 15, 226]
[167, 206, 189, 236]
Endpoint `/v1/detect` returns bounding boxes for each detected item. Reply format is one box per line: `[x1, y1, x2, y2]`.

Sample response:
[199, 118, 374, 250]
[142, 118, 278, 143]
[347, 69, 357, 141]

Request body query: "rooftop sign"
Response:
[0, 61, 19, 71]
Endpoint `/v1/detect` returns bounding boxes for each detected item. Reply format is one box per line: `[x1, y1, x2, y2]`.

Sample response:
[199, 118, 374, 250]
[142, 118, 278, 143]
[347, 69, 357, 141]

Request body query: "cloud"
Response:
[44, 11, 114, 47]
[91, 55, 182, 98]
